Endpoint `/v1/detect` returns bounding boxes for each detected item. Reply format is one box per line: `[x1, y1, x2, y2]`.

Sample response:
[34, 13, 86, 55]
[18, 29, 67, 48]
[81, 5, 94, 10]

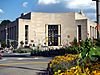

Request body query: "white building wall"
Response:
[10, 12, 98, 47]
[0, 12, 97, 48]
[30, 12, 76, 46]
[87, 20, 97, 39]
[18, 19, 31, 47]
[76, 19, 87, 41]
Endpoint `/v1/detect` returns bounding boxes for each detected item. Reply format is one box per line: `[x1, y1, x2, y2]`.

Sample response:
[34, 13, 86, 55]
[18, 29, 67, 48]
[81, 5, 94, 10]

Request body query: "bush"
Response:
[13, 48, 33, 53]
[94, 39, 100, 46]
[65, 37, 83, 54]
[31, 48, 72, 57]
[1, 41, 6, 48]
[31, 46, 82, 57]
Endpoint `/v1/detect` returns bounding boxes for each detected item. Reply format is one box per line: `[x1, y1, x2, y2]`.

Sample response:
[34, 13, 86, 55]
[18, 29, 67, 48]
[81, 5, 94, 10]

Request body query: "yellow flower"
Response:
[74, 69, 78, 74]
[85, 68, 89, 72]
[75, 66, 79, 69]
[58, 73, 65, 75]
[92, 70, 96, 74]
[50, 63, 52, 67]
[58, 70, 61, 73]
[54, 72, 58, 75]
[71, 67, 76, 70]
[81, 73, 87, 75]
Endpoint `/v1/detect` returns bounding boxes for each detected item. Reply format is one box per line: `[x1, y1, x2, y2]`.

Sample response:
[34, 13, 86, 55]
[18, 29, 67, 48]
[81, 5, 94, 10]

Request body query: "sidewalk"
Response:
[2, 53, 31, 57]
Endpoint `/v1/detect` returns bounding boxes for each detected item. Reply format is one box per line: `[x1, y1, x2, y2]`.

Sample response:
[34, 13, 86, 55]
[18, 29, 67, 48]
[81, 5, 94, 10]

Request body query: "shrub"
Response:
[20, 41, 24, 48]
[94, 38, 100, 46]
[13, 48, 33, 53]
[78, 38, 97, 66]
[31, 48, 68, 56]
[1, 41, 6, 48]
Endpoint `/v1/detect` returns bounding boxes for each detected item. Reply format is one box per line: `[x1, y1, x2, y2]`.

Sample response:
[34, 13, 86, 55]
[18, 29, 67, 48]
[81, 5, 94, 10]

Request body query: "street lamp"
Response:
[5, 26, 8, 45]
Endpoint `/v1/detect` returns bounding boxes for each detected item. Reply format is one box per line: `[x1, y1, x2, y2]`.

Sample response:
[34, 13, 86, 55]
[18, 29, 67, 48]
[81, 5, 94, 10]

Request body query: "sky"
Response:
[0, 0, 96, 22]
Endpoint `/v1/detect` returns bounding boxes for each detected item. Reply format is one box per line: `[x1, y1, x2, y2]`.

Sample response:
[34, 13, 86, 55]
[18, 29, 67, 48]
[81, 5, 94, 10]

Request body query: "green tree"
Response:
[1, 41, 6, 48]
[0, 20, 11, 26]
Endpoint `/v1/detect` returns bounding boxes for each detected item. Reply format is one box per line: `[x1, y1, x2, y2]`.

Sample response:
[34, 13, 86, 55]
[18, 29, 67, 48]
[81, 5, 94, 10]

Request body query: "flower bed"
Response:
[48, 54, 78, 75]
[48, 54, 100, 75]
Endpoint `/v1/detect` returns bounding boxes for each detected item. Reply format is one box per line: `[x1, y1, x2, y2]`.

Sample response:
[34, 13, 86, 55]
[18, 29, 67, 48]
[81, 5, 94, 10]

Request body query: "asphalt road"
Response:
[0, 57, 52, 75]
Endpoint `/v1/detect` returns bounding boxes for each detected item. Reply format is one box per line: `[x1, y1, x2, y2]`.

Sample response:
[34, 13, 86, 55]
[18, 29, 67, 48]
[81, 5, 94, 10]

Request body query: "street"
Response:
[0, 56, 52, 75]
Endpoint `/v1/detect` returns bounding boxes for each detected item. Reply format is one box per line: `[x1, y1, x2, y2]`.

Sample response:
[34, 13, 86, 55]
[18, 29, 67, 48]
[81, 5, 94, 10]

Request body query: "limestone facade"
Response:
[0, 12, 97, 48]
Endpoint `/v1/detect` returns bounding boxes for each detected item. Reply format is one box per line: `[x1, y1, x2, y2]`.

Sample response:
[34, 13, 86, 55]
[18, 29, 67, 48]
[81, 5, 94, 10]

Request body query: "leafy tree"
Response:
[1, 41, 6, 48]
[0, 20, 11, 26]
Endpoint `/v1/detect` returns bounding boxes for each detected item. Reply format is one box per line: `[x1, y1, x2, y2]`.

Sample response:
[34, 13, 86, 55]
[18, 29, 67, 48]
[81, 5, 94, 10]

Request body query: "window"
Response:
[25, 25, 28, 44]
[78, 25, 81, 41]
[48, 25, 59, 46]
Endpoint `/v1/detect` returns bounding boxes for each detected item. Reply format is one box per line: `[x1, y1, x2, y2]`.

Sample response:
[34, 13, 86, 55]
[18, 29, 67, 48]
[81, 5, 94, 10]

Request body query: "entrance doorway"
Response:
[48, 25, 58, 46]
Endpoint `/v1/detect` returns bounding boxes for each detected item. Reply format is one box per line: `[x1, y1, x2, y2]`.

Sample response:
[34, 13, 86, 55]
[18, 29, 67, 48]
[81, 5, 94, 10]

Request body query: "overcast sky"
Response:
[0, 0, 96, 21]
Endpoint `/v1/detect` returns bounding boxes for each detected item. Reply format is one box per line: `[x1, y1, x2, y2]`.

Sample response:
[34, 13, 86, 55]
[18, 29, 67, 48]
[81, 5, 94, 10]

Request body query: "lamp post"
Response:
[5, 26, 8, 46]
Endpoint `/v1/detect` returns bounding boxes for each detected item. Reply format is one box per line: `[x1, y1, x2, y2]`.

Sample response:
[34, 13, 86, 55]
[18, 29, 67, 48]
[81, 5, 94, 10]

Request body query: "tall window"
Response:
[78, 25, 81, 41]
[25, 25, 28, 44]
[48, 25, 59, 46]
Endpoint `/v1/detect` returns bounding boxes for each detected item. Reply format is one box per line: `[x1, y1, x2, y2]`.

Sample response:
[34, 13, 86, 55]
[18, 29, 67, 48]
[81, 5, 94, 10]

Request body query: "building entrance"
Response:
[48, 25, 58, 46]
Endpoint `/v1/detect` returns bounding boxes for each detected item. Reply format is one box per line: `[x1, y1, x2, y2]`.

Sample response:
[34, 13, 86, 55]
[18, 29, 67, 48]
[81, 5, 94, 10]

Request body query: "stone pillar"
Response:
[45, 24, 48, 46]
[58, 25, 61, 46]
